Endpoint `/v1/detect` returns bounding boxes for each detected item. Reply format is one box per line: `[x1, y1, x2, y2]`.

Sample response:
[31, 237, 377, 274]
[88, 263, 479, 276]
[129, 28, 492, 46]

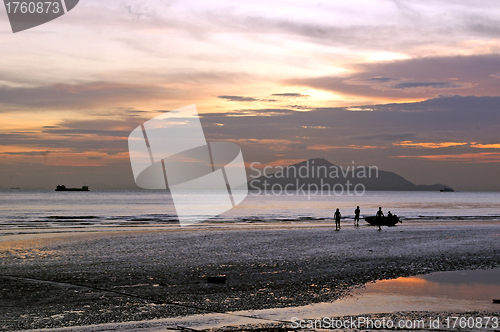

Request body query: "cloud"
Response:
[3, 96, 485, 162]
[199, 95, 500, 190]
[3, 94, 500, 189]
[227, 138, 306, 152]
[362, 77, 398, 83]
[307, 144, 379, 150]
[397, 152, 500, 163]
[471, 143, 500, 149]
[0, 151, 56, 156]
[0, 117, 147, 157]
[41, 129, 131, 137]
[0, 131, 128, 156]
[202, 108, 296, 118]
[0, 81, 172, 110]
[286, 55, 500, 99]
[217, 95, 279, 102]
[270, 93, 310, 98]
[218, 95, 260, 102]
[393, 141, 469, 148]
[66, 1, 500, 50]
[357, 133, 417, 141]
[466, 14, 500, 37]
[200, 96, 500, 163]
[44, 118, 145, 137]
[390, 82, 462, 90]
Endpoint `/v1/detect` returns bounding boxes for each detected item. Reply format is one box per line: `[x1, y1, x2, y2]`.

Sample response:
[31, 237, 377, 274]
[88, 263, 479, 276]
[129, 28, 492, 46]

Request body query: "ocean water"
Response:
[0, 190, 499, 229]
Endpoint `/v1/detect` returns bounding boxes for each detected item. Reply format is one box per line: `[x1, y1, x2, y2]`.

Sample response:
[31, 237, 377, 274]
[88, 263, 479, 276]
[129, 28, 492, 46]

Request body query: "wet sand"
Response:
[1, 221, 499, 331]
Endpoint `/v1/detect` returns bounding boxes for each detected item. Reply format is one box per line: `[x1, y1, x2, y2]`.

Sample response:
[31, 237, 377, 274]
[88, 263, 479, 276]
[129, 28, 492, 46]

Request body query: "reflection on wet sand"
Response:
[363, 270, 500, 302]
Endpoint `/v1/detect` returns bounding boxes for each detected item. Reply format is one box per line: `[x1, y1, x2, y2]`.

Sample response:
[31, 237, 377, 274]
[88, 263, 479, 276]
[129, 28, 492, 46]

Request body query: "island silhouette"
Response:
[249, 158, 451, 191]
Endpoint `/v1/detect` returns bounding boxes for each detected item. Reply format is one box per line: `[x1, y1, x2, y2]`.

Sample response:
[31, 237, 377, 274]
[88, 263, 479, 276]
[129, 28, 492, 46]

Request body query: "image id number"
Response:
[5, 2, 60, 14]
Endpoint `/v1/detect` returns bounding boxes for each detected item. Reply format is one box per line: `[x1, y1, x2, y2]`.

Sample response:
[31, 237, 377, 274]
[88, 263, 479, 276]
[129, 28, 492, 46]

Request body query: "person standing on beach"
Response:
[354, 206, 360, 227]
[376, 207, 384, 230]
[334, 208, 341, 231]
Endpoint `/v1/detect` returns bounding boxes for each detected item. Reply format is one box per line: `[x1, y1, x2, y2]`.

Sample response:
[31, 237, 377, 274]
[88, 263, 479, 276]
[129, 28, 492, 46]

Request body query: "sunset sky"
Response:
[1, 0, 499, 190]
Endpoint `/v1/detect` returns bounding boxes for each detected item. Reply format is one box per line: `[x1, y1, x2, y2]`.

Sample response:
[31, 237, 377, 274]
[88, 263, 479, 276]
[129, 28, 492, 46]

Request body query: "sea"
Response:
[0, 190, 499, 230]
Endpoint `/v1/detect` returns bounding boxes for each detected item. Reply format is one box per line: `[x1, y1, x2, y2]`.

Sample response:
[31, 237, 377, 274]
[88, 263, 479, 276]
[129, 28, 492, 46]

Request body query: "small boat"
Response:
[10, 187, 20, 190]
[440, 188, 454, 192]
[55, 185, 90, 192]
[365, 215, 401, 226]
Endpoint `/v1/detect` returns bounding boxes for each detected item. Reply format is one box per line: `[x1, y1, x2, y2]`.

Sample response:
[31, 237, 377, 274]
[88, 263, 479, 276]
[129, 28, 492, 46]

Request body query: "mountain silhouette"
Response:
[248, 158, 450, 191]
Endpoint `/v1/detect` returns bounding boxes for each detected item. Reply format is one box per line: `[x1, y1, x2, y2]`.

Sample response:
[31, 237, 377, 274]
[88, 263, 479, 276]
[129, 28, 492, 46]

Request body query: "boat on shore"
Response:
[365, 215, 401, 226]
[55, 185, 90, 192]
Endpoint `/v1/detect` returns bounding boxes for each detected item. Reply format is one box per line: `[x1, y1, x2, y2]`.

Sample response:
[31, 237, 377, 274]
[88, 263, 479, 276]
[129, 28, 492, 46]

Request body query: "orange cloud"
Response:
[397, 152, 500, 163]
[307, 144, 380, 150]
[470, 143, 500, 149]
[307, 145, 335, 151]
[394, 141, 468, 148]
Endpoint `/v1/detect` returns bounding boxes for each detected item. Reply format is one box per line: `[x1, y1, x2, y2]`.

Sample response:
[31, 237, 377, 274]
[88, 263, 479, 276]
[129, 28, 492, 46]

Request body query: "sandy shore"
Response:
[1, 221, 499, 331]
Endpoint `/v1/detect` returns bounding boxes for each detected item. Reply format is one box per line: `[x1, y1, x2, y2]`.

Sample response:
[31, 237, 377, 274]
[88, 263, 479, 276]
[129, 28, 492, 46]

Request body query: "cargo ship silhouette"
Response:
[55, 185, 89, 192]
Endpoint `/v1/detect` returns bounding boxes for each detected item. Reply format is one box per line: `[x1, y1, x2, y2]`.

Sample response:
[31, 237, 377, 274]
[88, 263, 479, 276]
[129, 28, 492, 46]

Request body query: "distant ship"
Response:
[10, 187, 20, 190]
[440, 187, 454, 192]
[55, 185, 90, 192]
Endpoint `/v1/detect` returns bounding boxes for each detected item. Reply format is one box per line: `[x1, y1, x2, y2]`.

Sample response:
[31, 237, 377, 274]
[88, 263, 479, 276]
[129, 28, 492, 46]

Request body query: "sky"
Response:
[0, 0, 499, 190]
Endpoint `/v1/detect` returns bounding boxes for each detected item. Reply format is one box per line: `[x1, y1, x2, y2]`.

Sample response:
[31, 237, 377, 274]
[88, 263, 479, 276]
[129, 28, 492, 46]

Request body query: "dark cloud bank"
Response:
[286, 54, 500, 99]
[1, 95, 499, 190]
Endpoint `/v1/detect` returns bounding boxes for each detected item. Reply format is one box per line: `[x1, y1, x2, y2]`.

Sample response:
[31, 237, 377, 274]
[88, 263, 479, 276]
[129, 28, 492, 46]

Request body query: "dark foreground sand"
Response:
[1, 221, 499, 331]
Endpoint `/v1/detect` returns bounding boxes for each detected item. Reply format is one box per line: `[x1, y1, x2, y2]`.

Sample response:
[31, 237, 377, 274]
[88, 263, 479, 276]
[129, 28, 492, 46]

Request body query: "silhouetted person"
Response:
[376, 207, 384, 231]
[387, 211, 393, 220]
[354, 206, 360, 227]
[334, 208, 341, 231]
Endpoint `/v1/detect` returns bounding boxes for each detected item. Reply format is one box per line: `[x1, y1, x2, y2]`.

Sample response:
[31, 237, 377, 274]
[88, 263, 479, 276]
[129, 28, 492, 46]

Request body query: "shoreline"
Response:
[1, 218, 499, 240]
[1, 221, 499, 331]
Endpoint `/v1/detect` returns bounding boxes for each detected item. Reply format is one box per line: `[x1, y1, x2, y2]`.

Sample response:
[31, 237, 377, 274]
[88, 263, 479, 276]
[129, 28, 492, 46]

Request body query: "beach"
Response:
[1, 220, 499, 331]
[3, 0, 500, 330]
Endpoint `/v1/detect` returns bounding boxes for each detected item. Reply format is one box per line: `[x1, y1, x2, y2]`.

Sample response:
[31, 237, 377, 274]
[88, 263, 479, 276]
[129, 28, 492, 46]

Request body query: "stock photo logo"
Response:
[4, 0, 79, 33]
[128, 105, 248, 226]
